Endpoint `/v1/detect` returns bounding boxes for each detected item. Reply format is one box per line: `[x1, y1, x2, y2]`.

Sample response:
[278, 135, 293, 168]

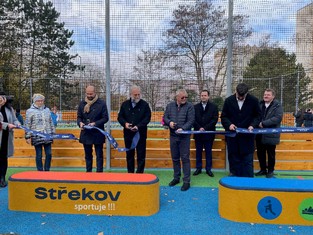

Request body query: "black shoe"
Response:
[193, 169, 202, 176]
[266, 172, 274, 178]
[169, 179, 180, 187]
[255, 170, 267, 176]
[181, 183, 190, 191]
[0, 180, 7, 187]
[206, 170, 214, 177]
[0, 177, 7, 188]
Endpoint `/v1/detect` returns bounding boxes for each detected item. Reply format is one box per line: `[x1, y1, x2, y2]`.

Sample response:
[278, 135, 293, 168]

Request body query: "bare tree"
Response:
[163, 0, 252, 95]
[132, 50, 167, 111]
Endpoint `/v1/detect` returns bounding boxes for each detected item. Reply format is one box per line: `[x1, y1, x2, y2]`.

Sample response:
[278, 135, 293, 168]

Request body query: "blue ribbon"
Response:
[178, 127, 313, 136]
[18, 126, 78, 140]
[177, 130, 236, 137]
[83, 125, 140, 152]
[235, 127, 313, 134]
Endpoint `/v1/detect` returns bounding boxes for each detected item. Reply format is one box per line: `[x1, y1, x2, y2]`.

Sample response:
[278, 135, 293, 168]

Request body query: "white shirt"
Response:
[237, 99, 245, 110]
[202, 102, 206, 110]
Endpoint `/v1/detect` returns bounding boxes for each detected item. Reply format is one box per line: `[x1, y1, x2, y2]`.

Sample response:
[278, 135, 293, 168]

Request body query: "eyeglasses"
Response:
[181, 96, 188, 100]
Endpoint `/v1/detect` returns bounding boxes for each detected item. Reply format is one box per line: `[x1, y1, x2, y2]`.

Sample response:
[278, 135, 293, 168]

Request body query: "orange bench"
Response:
[9, 171, 159, 216]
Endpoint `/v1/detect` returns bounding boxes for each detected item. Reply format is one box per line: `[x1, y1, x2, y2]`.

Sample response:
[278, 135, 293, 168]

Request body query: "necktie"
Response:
[202, 103, 206, 111]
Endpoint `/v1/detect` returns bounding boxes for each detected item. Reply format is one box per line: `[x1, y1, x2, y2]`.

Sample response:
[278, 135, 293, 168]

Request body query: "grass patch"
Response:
[6, 167, 313, 188]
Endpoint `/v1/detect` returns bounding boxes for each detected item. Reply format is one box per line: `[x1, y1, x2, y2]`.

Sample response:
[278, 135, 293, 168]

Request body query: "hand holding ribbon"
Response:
[235, 127, 313, 134]
[18, 126, 78, 140]
[83, 125, 140, 152]
[177, 127, 313, 137]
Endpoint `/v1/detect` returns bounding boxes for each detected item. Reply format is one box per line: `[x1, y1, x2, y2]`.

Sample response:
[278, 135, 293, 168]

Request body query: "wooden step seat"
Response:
[11, 129, 313, 170]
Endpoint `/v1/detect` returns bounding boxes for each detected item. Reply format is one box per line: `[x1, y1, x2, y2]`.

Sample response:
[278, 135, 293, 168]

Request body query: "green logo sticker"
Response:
[299, 198, 313, 221]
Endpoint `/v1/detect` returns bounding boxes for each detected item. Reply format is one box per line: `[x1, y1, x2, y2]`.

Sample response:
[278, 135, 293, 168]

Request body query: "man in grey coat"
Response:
[255, 88, 283, 178]
[163, 89, 195, 191]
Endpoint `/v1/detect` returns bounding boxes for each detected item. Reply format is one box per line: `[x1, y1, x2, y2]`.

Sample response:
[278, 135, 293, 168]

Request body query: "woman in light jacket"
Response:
[0, 94, 18, 187]
[25, 94, 56, 171]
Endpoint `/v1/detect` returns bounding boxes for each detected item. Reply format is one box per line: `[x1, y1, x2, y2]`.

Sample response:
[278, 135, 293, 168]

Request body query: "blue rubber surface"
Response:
[1, 186, 312, 235]
[219, 177, 313, 192]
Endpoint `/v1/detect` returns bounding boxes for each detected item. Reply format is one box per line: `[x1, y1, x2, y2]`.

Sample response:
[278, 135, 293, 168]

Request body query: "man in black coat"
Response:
[193, 90, 218, 177]
[221, 83, 261, 177]
[303, 108, 313, 127]
[77, 85, 109, 172]
[118, 85, 151, 173]
[293, 108, 304, 127]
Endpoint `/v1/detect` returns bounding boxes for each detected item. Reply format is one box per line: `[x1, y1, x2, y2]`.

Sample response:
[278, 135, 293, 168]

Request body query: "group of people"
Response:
[163, 83, 283, 191]
[0, 83, 283, 191]
[0, 91, 63, 188]
[77, 85, 217, 192]
[293, 108, 313, 127]
[76, 85, 151, 174]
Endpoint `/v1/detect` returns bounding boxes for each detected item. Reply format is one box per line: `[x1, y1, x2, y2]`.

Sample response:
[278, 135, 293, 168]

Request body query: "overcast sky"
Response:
[49, 0, 313, 69]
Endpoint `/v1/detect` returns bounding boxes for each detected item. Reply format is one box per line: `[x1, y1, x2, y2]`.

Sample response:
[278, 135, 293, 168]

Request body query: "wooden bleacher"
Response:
[9, 128, 313, 170]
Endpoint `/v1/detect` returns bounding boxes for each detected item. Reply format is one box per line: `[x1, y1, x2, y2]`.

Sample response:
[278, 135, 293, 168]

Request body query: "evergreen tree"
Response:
[0, 0, 79, 109]
[243, 47, 311, 112]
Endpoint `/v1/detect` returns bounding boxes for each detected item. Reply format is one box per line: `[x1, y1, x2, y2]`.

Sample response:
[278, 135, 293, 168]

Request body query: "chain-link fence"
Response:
[1, 0, 313, 127]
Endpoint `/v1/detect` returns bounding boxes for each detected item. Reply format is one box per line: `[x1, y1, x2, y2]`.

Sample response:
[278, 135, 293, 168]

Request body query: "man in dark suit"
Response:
[221, 83, 261, 177]
[193, 90, 218, 177]
[77, 85, 109, 172]
[118, 85, 151, 173]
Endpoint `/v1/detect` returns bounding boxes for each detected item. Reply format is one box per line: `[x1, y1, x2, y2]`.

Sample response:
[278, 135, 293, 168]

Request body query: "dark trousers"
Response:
[124, 134, 147, 173]
[170, 135, 191, 183]
[296, 122, 303, 127]
[0, 129, 8, 178]
[83, 143, 104, 172]
[226, 135, 254, 177]
[195, 134, 215, 171]
[228, 151, 254, 177]
[34, 143, 52, 171]
[256, 138, 276, 173]
[0, 156, 8, 178]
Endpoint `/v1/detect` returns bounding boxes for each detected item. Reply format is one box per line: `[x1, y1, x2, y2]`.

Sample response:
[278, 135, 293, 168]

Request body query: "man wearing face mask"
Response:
[118, 85, 151, 173]
[77, 85, 109, 172]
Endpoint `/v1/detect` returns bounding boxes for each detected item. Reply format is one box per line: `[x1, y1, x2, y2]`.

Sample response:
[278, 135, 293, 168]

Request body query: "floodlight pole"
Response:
[295, 70, 300, 113]
[225, 0, 234, 173]
[105, 0, 111, 170]
[226, 0, 233, 98]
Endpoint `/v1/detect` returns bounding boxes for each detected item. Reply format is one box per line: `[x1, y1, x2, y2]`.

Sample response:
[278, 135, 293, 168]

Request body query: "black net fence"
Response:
[1, 0, 313, 127]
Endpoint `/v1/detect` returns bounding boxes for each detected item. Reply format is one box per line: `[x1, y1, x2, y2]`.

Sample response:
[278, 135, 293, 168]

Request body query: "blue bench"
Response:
[219, 177, 313, 225]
